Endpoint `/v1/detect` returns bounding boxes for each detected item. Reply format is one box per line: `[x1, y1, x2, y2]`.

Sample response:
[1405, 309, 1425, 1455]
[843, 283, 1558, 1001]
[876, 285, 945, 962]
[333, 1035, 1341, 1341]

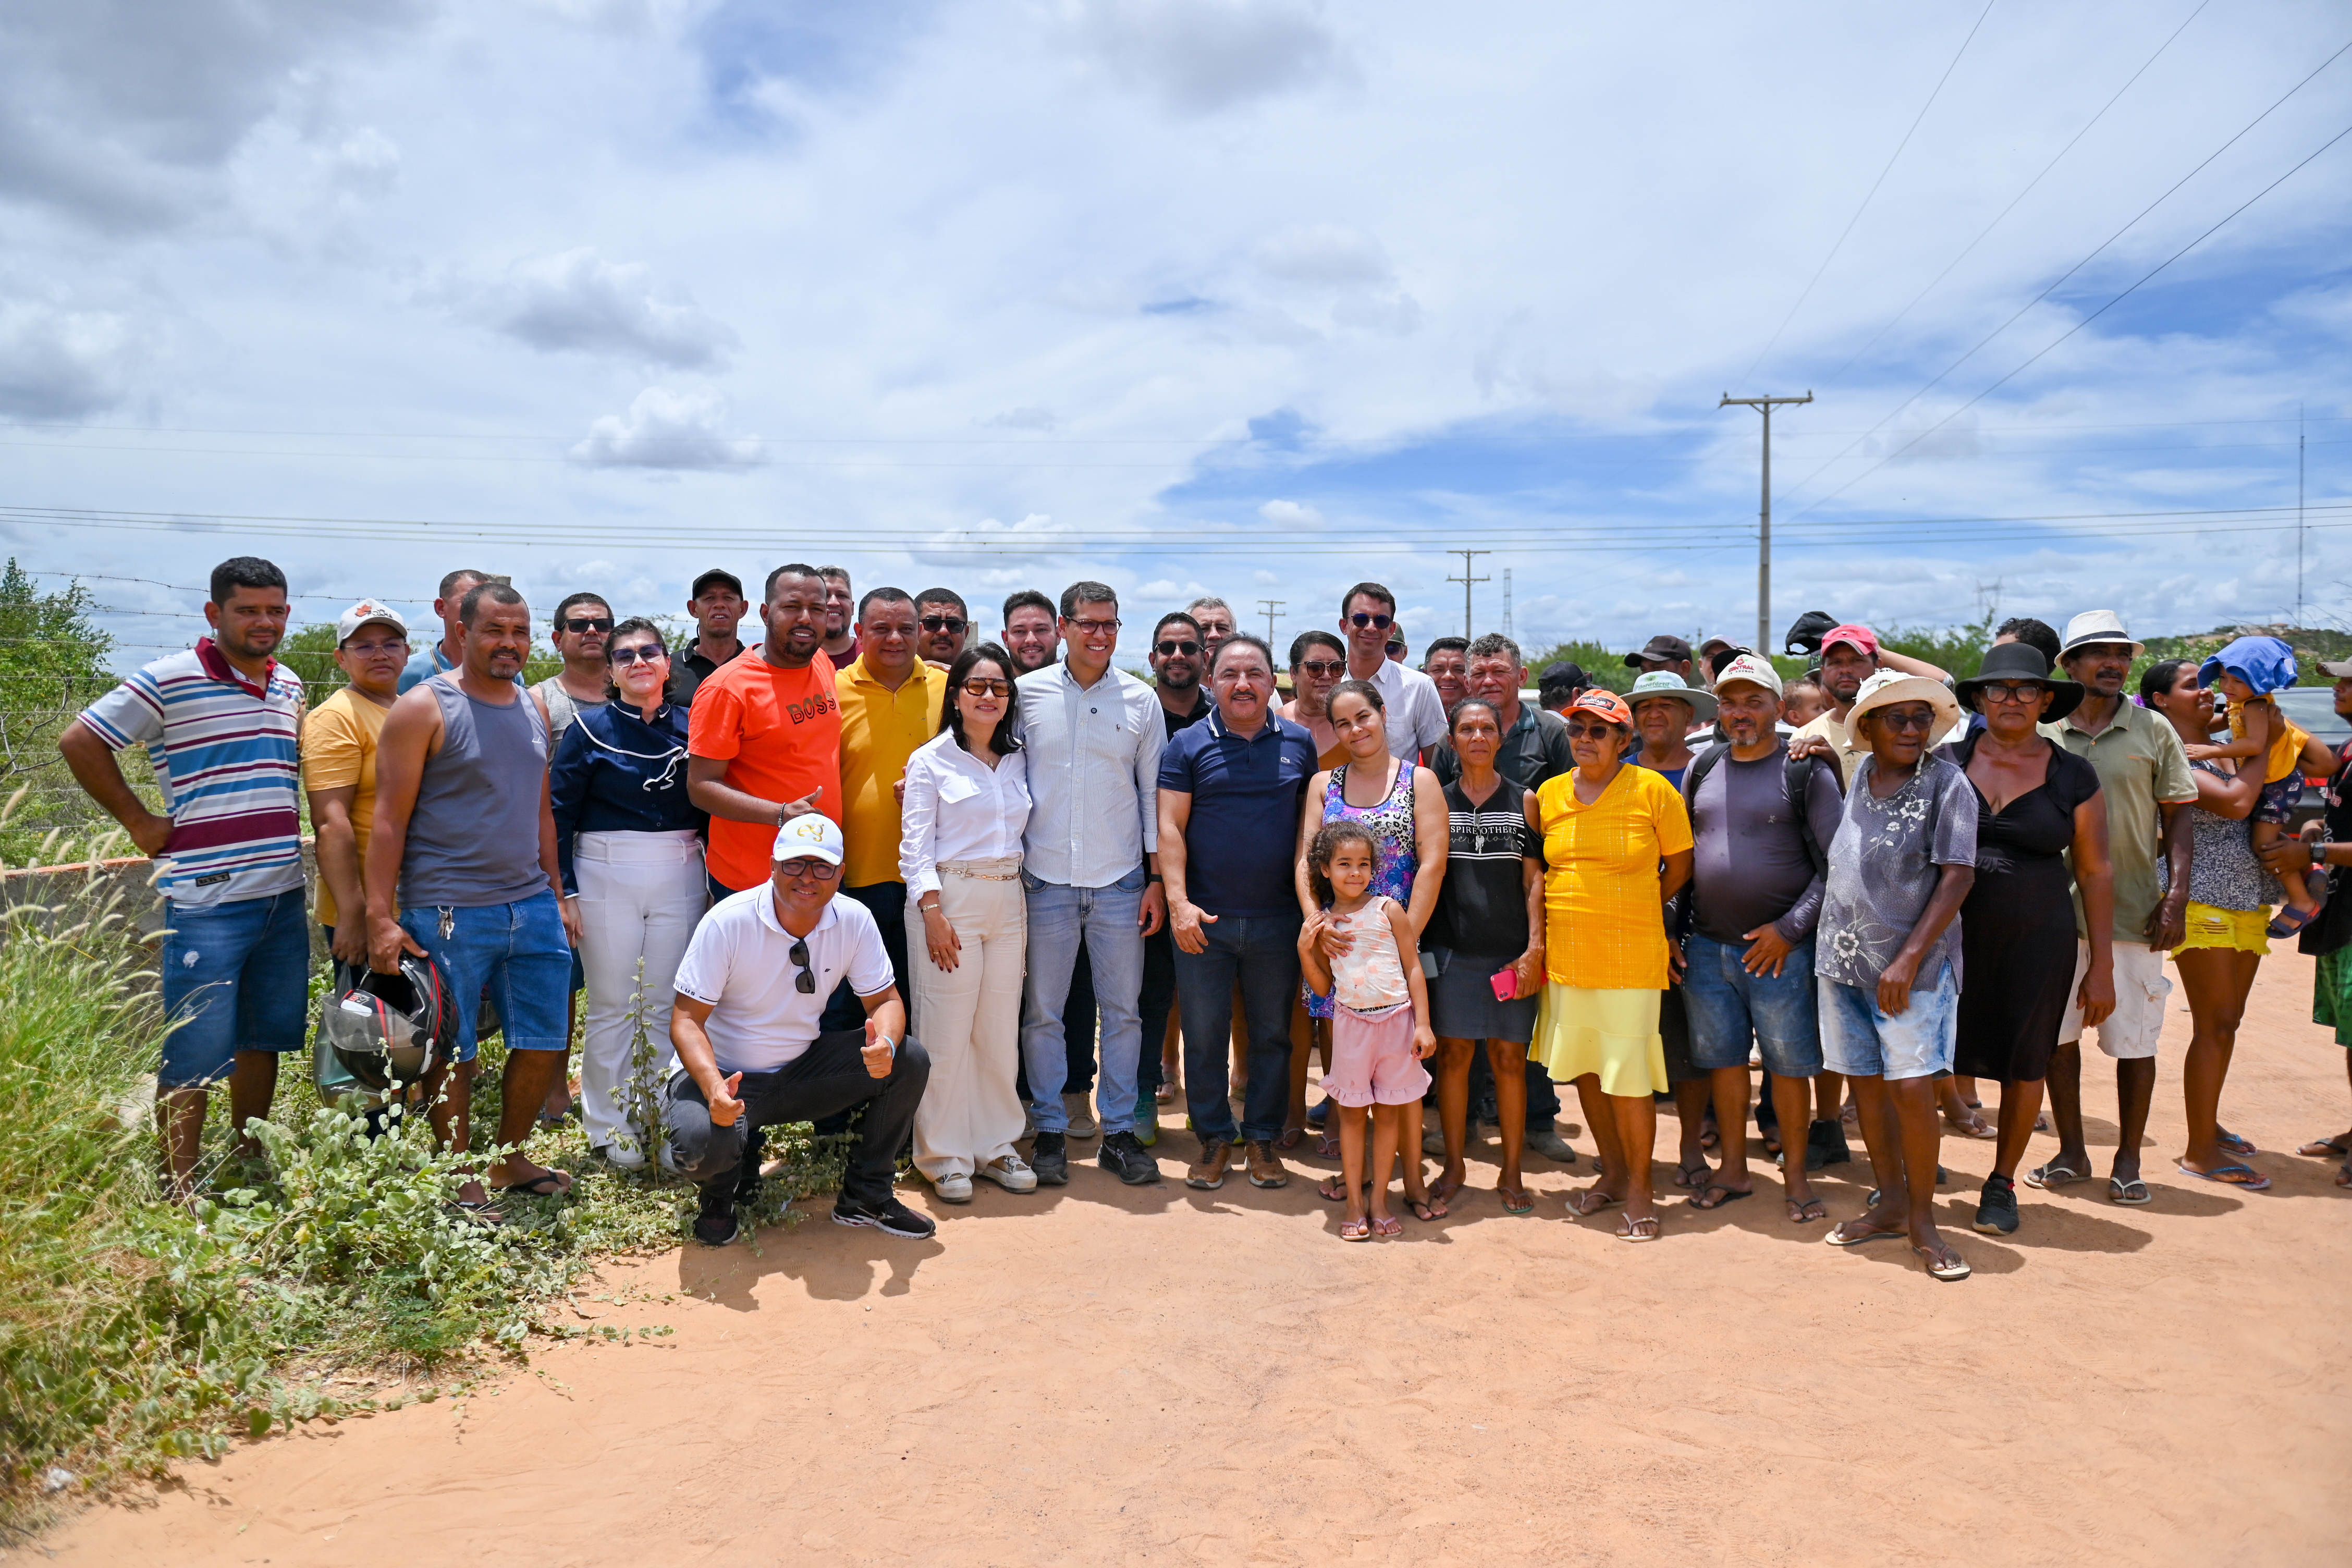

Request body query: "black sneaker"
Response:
[1032, 1129, 1070, 1186]
[1805, 1118, 1852, 1171]
[1098, 1130, 1161, 1185]
[734, 1162, 765, 1208]
[832, 1194, 939, 1240]
[693, 1184, 739, 1247]
[1974, 1174, 2019, 1235]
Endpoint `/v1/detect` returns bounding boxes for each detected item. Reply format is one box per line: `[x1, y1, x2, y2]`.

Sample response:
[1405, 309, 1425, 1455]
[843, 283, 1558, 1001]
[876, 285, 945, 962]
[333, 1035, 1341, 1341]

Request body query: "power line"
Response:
[1736, 0, 1999, 388]
[1776, 32, 2352, 514]
[1810, 0, 2212, 397]
[1792, 112, 2352, 517]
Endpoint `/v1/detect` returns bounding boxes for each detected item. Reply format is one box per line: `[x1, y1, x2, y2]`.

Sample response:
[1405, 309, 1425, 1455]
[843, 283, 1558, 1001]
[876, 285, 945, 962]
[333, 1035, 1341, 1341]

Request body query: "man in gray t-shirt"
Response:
[1678, 654, 1847, 1220]
[1810, 671, 1979, 1281]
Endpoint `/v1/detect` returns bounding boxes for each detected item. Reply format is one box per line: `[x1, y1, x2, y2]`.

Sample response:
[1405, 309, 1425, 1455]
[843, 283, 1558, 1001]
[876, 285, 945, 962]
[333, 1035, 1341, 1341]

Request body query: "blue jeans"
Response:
[158, 888, 310, 1089]
[1172, 910, 1302, 1144]
[1680, 932, 1824, 1078]
[1818, 961, 1957, 1081]
[398, 892, 572, 1062]
[1019, 867, 1147, 1135]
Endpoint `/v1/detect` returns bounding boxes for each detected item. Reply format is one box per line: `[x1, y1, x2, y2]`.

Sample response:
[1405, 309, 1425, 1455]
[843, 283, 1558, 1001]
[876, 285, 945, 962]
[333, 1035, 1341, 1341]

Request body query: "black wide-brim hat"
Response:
[1954, 641, 2085, 722]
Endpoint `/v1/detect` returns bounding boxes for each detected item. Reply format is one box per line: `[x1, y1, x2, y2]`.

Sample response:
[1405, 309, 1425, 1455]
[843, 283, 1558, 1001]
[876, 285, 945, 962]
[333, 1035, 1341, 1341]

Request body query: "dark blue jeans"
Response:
[662, 1030, 930, 1208]
[1172, 910, 1301, 1145]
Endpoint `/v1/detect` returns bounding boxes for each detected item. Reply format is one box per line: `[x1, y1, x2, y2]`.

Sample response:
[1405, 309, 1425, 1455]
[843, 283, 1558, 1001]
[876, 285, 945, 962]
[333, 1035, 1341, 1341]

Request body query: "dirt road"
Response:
[54, 950, 2352, 1565]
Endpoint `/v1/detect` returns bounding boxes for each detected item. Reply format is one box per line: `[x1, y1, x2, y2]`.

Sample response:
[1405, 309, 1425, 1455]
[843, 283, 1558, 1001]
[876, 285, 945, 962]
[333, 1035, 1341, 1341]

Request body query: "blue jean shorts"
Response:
[1680, 932, 1823, 1078]
[1817, 961, 1957, 1081]
[159, 888, 312, 1089]
[398, 891, 573, 1061]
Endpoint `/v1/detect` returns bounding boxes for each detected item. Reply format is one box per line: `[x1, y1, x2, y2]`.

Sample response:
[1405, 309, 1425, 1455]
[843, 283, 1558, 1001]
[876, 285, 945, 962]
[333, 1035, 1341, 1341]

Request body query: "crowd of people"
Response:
[57, 554, 2352, 1283]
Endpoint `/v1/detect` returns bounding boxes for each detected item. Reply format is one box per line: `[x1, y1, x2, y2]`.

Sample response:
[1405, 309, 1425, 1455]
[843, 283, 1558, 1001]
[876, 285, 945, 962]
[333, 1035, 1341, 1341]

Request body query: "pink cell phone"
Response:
[1489, 969, 1519, 1002]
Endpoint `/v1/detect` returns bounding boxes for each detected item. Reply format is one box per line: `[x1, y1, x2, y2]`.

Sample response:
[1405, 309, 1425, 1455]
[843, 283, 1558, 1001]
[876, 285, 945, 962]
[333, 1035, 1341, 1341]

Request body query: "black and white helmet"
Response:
[324, 956, 454, 1091]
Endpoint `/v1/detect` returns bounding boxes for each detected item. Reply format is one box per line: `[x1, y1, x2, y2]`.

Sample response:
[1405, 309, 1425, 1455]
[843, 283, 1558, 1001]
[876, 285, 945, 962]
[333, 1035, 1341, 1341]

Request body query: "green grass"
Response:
[0, 821, 849, 1535]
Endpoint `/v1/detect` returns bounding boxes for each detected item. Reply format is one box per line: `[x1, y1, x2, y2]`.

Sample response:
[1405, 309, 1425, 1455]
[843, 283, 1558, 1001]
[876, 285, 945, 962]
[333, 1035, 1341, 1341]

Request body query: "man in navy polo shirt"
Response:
[1158, 632, 1319, 1193]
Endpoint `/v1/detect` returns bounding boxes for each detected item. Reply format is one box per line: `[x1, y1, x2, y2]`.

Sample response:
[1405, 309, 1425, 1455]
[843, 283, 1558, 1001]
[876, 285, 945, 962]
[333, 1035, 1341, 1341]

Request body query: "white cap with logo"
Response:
[336, 599, 409, 644]
[770, 812, 846, 867]
[1711, 652, 1783, 698]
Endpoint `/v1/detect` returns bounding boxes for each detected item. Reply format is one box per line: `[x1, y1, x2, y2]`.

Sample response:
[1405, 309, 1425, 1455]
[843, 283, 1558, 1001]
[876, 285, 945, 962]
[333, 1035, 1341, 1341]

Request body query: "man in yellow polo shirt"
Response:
[836, 585, 947, 1007]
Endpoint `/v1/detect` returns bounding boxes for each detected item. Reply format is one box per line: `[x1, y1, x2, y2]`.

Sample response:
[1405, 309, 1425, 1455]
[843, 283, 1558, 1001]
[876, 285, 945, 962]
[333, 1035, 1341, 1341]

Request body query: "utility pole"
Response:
[1502, 567, 1513, 642]
[1256, 599, 1285, 643]
[2298, 402, 2307, 627]
[1720, 390, 1813, 653]
[1447, 549, 1490, 640]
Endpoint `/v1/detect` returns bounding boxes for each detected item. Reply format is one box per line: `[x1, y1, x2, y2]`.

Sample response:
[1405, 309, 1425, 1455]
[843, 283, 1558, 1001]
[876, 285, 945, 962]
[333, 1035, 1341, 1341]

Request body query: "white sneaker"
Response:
[932, 1171, 974, 1204]
[596, 1140, 647, 1171]
[1063, 1092, 1100, 1138]
[978, 1154, 1040, 1193]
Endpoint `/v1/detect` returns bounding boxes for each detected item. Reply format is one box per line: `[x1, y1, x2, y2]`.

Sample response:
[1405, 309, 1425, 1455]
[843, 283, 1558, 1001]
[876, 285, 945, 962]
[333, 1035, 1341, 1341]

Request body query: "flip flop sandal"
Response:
[1689, 1184, 1754, 1211]
[444, 1199, 504, 1227]
[494, 1171, 573, 1197]
[1314, 1134, 1342, 1159]
[1916, 1244, 1972, 1282]
[1499, 1187, 1535, 1215]
[2024, 1158, 2090, 1190]
[2296, 1134, 2351, 1158]
[2174, 1159, 2271, 1190]
[2109, 1176, 2153, 1205]
[1671, 1159, 1711, 1190]
[1566, 1189, 1621, 1218]
[1785, 1196, 1828, 1224]
[1276, 1128, 1304, 1150]
[2216, 1127, 2259, 1157]
[1370, 1215, 1404, 1238]
[1339, 1216, 1372, 1242]
[1615, 1216, 1662, 1243]
[1825, 1219, 1904, 1247]
[1406, 1197, 1447, 1221]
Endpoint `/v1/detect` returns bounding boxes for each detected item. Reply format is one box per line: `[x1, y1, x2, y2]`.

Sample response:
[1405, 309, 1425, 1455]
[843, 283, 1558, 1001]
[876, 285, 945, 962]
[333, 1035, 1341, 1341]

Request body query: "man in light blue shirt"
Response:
[1014, 581, 1168, 1188]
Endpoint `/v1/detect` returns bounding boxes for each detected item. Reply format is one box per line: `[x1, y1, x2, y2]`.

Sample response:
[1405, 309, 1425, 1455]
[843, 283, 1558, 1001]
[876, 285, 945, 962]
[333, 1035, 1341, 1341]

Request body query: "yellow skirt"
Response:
[1529, 984, 1667, 1098]
[2175, 901, 2271, 956]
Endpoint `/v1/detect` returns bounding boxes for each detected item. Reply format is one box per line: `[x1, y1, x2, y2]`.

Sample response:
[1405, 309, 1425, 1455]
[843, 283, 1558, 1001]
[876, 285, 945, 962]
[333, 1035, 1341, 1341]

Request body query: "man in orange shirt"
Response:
[688, 564, 843, 902]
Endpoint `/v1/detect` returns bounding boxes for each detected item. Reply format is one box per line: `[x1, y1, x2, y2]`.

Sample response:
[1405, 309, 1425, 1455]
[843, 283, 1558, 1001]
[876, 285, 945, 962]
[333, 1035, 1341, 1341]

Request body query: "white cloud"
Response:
[462, 249, 740, 369]
[0, 299, 143, 420]
[570, 388, 764, 470]
[1259, 498, 1325, 530]
[1058, 0, 1349, 116]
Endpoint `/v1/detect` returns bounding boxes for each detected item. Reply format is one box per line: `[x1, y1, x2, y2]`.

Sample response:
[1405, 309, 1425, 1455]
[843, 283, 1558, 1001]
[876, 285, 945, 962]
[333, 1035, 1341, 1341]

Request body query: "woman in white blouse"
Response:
[901, 643, 1037, 1203]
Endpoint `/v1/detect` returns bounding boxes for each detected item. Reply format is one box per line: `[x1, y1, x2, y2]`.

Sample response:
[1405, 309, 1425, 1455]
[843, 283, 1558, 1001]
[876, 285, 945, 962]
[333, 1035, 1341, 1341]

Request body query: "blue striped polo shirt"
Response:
[78, 638, 307, 908]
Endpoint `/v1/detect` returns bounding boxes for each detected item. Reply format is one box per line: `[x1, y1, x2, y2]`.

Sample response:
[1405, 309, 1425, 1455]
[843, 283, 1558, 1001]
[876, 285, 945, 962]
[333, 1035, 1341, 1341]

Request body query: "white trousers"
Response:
[908, 859, 1028, 1180]
[574, 830, 705, 1153]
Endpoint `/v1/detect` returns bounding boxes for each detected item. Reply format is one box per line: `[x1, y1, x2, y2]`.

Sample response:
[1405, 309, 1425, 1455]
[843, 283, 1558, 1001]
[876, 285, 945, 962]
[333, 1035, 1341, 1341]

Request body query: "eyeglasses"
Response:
[1069, 616, 1121, 633]
[343, 638, 408, 656]
[1384, 641, 1405, 657]
[608, 645, 667, 667]
[1296, 658, 1344, 679]
[1978, 682, 2045, 705]
[920, 616, 967, 634]
[788, 937, 816, 994]
[560, 616, 614, 634]
[1155, 639, 1200, 657]
[1874, 709, 1936, 732]
[776, 858, 841, 882]
[961, 678, 1013, 697]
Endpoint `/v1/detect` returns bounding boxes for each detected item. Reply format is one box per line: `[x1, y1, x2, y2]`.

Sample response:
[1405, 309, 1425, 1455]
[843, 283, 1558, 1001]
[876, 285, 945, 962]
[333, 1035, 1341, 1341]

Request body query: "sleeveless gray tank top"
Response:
[400, 675, 552, 909]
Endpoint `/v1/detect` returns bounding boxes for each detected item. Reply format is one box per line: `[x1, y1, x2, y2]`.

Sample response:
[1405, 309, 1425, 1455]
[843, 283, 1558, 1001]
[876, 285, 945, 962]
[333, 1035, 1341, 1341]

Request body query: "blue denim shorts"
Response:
[159, 888, 312, 1089]
[1817, 961, 1957, 1081]
[398, 891, 573, 1061]
[1680, 932, 1823, 1077]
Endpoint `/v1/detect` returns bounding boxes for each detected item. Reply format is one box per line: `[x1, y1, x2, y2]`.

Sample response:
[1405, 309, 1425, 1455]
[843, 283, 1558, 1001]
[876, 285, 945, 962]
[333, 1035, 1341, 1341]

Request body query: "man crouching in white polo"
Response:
[665, 812, 934, 1245]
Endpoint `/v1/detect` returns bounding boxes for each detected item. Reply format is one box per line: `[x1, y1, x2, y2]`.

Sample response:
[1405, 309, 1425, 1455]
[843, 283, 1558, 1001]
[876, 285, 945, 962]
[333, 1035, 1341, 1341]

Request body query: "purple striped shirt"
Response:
[79, 639, 306, 908]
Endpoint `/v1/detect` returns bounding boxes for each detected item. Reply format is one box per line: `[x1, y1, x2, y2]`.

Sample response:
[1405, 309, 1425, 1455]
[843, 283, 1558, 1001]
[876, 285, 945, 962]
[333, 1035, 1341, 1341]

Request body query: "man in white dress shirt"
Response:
[1339, 581, 1448, 762]
[664, 814, 933, 1246]
[1014, 581, 1168, 1187]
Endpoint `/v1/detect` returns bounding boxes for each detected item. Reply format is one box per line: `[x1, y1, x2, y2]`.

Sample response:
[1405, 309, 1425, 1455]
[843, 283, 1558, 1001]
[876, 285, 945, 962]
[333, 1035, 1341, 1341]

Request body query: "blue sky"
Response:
[1, 0, 2347, 669]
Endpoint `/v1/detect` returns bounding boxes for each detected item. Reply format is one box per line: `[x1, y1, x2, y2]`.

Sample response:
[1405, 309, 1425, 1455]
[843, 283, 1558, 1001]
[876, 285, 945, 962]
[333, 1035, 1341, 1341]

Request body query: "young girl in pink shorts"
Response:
[1298, 820, 1440, 1239]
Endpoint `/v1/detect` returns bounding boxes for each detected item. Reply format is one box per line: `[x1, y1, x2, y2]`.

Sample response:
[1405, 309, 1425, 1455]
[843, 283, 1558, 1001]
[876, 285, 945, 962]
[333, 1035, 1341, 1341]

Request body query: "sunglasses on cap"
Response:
[1349, 611, 1395, 630]
[920, 615, 967, 634]
[1384, 640, 1405, 657]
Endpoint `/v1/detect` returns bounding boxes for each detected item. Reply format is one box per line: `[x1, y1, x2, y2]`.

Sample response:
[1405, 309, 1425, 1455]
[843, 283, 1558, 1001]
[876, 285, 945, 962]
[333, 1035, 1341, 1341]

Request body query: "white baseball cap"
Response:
[1712, 652, 1783, 697]
[770, 812, 846, 867]
[336, 599, 409, 644]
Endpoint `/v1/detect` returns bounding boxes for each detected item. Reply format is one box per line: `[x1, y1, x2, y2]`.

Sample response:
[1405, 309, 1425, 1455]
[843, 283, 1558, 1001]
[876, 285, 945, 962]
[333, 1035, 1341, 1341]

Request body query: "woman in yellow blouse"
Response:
[1531, 689, 1695, 1241]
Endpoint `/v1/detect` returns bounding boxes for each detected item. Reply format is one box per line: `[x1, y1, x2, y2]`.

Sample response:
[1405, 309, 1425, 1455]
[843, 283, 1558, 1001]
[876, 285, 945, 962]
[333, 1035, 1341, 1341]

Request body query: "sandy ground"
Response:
[52, 949, 2352, 1566]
